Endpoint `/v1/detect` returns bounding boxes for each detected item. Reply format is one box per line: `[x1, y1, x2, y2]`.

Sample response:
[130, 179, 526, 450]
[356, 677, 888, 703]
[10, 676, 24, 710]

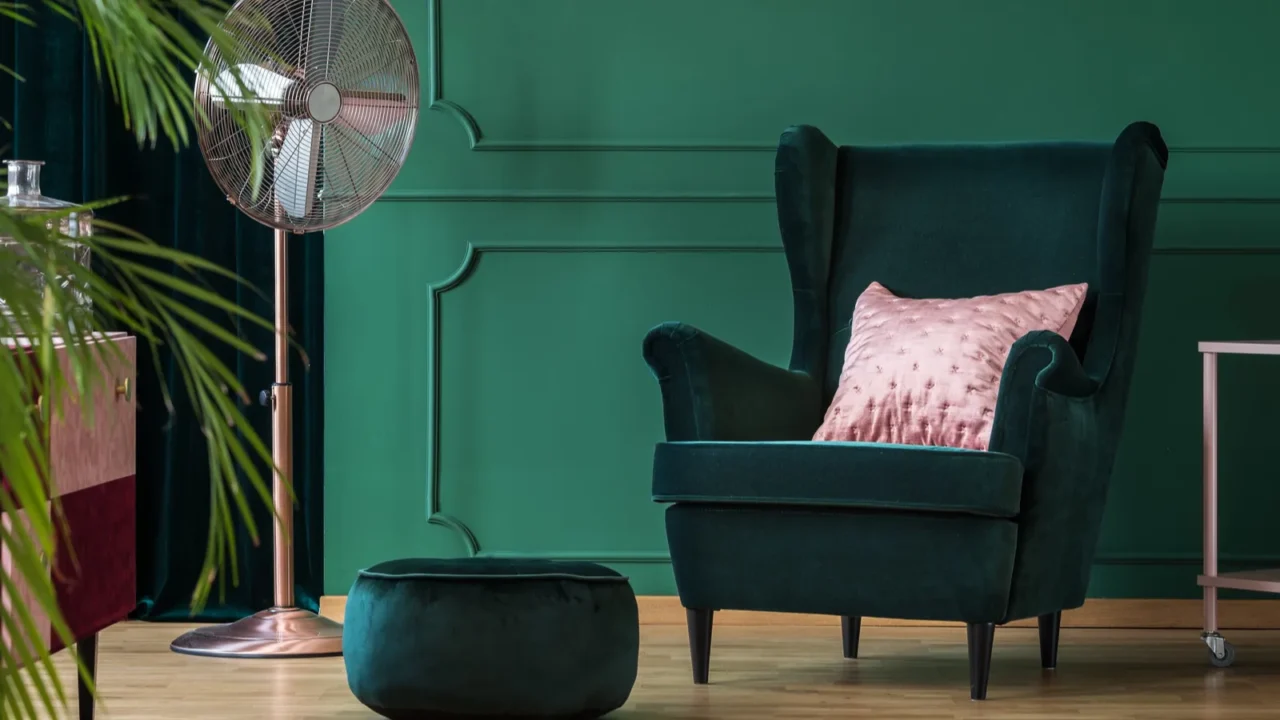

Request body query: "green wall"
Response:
[325, 0, 1280, 598]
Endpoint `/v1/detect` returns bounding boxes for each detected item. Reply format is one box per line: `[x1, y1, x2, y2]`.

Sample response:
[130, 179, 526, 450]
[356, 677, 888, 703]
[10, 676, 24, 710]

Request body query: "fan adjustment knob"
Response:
[259, 389, 271, 407]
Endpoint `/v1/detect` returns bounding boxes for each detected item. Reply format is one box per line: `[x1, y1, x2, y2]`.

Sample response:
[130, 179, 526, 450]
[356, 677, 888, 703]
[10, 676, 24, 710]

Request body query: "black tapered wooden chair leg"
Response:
[841, 616, 861, 659]
[686, 608, 714, 684]
[966, 622, 995, 701]
[1038, 611, 1061, 670]
[78, 632, 98, 720]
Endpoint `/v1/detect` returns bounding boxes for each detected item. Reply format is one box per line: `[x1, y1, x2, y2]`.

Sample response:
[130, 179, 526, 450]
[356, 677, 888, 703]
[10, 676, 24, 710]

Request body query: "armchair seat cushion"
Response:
[653, 441, 1023, 518]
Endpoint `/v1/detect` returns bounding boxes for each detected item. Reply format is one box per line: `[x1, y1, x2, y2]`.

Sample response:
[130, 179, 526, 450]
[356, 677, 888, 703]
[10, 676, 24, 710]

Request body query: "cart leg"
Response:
[1201, 352, 1233, 668]
[1203, 352, 1218, 637]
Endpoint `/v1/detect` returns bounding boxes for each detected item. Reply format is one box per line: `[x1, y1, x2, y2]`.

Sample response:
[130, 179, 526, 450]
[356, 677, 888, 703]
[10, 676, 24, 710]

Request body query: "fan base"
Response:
[170, 607, 343, 658]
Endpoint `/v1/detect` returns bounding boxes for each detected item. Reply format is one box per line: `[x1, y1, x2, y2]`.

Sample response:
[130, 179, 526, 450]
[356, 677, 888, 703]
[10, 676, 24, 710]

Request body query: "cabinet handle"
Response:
[115, 378, 131, 402]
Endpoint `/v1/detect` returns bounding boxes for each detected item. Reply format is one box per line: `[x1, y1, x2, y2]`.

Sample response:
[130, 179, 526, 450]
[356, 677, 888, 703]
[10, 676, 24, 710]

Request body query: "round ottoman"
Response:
[343, 558, 639, 719]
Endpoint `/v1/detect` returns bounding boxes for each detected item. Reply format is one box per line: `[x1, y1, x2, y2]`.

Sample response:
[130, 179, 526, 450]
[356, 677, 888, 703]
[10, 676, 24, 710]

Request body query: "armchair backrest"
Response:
[774, 123, 1168, 411]
[775, 124, 1168, 619]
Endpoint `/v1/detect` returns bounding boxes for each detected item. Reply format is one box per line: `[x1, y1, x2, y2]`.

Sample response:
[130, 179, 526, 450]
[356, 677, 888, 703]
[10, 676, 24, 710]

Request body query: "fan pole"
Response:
[272, 227, 295, 610]
[170, 230, 343, 659]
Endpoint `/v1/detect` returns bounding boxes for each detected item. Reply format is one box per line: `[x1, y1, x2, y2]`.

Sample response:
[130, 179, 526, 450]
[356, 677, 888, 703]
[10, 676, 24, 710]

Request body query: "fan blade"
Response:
[209, 63, 293, 106]
[275, 119, 320, 218]
[336, 91, 412, 135]
[319, 123, 359, 200]
[303, 0, 346, 81]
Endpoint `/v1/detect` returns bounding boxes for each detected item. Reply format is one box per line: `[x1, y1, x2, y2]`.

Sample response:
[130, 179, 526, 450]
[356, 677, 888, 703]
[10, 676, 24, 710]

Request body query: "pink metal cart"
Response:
[1198, 340, 1280, 667]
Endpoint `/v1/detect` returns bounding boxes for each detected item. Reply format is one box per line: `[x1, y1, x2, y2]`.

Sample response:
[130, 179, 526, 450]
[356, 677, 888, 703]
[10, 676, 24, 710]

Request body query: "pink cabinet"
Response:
[0, 332, 136, 718]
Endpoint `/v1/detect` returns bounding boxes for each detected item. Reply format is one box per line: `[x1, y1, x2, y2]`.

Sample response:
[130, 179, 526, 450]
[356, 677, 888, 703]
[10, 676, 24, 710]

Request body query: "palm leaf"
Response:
[0, 200, 285, 719]
[1, 2, 306, 714]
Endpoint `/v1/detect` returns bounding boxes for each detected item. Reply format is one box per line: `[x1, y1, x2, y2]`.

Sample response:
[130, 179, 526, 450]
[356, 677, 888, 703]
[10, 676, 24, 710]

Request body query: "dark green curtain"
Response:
[2, 8, 326, 621]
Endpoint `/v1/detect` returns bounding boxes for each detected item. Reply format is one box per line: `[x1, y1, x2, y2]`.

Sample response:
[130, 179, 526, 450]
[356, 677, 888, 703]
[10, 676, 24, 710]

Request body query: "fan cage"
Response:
[195, 0, 420, 233]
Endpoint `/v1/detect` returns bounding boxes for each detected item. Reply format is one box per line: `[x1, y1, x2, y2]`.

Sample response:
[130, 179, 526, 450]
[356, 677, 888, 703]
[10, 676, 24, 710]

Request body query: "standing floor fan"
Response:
[171, 0, 418, 658]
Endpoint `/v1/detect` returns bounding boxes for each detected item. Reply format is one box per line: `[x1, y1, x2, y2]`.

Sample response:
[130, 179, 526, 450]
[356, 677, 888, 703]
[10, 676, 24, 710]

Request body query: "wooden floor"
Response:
[24, 622, 1280, 719]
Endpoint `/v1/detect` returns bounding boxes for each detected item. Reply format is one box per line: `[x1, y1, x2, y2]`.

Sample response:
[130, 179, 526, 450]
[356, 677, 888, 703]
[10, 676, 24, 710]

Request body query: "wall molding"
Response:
[420, 243, 1280, 557]
[1095, 553, 1280, 566]
[1163, 198, 1280, 204]
[378, 190, 1280, 207]
[1151, 247, 1280, 255]
[425, 0, 482, 148]
[424, 242, 482, 554]
[379, 190, 775, 203]
[393, 2, 1280, 584]
[425, 1, 1280, 156]
[425, 243, 779, 557]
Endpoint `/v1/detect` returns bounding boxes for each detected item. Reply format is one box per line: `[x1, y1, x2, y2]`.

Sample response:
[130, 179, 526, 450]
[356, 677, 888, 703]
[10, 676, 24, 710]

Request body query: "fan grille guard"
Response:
[195, 0, 419, 233]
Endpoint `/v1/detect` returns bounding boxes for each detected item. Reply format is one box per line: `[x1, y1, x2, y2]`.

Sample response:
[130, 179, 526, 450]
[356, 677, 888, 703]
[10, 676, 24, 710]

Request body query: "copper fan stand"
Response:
[171, 228, 343, 658]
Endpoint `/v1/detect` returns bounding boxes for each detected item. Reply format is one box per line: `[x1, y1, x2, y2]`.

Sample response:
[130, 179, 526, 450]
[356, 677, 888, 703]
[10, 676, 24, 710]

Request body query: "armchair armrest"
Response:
[989, 329, 1098, 464]
[642, 322, 823, 441]
[1008, 330, 1097, 398]
[987, 330, 1107, 622]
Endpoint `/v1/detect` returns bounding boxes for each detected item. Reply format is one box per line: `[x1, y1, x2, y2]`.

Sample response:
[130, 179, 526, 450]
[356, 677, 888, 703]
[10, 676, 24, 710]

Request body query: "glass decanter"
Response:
[0, 159, 94, 319]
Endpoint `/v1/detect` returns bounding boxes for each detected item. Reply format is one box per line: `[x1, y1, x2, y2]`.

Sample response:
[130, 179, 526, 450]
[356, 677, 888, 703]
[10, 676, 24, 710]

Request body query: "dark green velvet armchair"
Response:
[642, 123, 1167, 700]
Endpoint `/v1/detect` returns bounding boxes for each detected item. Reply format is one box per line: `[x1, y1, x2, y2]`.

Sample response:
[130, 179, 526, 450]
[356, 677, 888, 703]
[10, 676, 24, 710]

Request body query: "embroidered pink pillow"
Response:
[813, 281, 1087, 451]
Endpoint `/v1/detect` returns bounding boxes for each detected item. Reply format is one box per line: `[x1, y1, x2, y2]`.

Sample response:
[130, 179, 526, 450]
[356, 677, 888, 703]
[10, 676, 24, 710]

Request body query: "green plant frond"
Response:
[0, 2, 323, 714]
[0, 208, 285, 707]
[93, 228, 315, 368]
[0, 62, 27, 82]
[0, 507, 73, 717]
[0, 568, 67, 715]
[37, 0, 74, 24]
[0, 219, 110, 403]
[0, 2, 34, 26]
[39, 0, 277, 193]
[91, 224, 267, 299]
[113, 259, 276, 346]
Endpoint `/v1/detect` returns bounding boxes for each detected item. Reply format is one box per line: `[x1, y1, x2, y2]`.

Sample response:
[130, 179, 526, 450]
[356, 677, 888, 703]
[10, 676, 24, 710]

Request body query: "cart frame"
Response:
[1197, 340, 1280, 667]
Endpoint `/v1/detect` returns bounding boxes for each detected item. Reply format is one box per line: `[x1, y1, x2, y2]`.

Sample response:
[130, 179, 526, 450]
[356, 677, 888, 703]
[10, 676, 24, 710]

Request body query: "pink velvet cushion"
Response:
[813, 281, 1087, 451]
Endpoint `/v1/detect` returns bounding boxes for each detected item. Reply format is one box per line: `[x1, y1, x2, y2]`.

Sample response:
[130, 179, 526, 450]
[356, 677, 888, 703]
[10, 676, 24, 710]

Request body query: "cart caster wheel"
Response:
[1209, 641, 1236, 668]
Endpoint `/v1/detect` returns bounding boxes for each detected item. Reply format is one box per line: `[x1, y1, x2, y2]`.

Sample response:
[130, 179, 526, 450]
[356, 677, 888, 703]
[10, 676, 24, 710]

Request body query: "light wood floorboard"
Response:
[22, 621, 1280, 718]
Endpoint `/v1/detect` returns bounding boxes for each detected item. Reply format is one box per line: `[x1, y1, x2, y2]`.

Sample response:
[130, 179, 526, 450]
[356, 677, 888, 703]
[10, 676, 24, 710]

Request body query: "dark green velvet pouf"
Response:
[343, 558, 639, 719]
